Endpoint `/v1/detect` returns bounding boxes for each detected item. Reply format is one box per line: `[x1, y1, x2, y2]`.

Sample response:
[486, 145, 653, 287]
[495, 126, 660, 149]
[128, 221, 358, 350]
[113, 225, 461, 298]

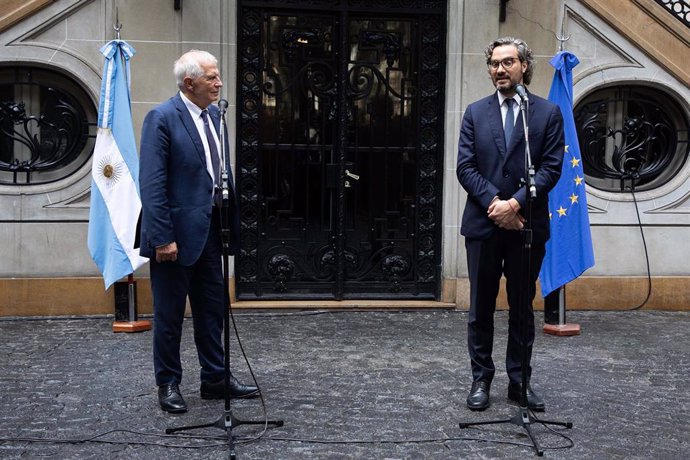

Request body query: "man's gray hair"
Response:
[173, 50, 218, 90]
[484, 36, 535, 85]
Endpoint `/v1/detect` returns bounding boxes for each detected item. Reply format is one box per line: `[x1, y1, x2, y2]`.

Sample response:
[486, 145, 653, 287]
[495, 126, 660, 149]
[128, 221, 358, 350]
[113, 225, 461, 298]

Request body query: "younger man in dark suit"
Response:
[456, 37, 564, 411]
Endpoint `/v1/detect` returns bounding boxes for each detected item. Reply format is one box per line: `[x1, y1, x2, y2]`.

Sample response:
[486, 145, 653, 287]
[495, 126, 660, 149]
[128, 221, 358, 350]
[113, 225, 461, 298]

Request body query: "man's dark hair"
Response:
[485, 36, 535, 85]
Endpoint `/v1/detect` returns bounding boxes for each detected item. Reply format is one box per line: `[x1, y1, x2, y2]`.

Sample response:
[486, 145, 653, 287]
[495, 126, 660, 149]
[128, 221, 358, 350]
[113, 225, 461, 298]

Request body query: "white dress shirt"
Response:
[179, 92, 221, 183]
[497, 91, 522, 129]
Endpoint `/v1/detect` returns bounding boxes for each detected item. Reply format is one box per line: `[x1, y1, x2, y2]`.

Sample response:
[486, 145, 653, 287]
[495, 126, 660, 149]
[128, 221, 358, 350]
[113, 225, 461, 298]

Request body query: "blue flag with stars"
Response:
[539, 51, 595, 297]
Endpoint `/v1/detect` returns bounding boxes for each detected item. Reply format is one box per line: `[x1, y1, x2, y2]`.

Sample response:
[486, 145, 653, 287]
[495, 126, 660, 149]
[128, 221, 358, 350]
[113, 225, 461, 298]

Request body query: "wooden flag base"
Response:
[113, 320, 151, 333]
[112, 276, 149, 333]
[543, 323, 581, 336]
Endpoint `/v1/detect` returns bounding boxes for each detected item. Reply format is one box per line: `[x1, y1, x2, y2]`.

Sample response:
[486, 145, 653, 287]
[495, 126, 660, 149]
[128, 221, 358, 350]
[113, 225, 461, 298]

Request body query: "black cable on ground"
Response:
[0, 424, 575, 452]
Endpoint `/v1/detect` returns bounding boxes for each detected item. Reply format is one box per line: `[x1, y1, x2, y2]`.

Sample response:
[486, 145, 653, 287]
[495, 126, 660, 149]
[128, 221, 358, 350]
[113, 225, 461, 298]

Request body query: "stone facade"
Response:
[1, 0, 688, 314]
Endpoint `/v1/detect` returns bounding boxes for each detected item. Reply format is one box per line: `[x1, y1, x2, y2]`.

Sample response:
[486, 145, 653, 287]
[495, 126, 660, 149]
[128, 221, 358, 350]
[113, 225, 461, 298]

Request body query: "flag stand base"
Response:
[113, 320, 151, 333]
[113, 276, 150, 333]
[543, 286, 581, 336]
[543, 322, 580, 336]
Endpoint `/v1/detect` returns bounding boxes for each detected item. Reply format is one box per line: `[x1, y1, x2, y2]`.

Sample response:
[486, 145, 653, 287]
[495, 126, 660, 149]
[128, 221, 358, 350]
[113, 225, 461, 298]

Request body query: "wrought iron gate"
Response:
[236, 0, 446, 299]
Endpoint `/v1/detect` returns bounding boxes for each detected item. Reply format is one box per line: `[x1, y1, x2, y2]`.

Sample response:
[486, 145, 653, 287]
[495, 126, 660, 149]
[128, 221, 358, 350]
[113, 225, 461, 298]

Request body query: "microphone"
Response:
[514, 84, 528, 102]
[218, 98, 228, 114]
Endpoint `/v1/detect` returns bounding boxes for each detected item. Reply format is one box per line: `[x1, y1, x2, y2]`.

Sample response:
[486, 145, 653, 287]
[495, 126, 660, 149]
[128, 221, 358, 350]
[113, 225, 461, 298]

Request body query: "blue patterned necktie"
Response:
[201, 109, 220, 186]
[504, 98, 514, 148]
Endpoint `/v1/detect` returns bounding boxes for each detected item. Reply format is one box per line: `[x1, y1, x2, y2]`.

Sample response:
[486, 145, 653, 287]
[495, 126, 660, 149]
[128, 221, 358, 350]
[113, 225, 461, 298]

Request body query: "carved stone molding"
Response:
[564, 6, 642, 83]
[0, 0, 53, 33]
[645, 190, 690, 213]
[579, 0, 690, 86]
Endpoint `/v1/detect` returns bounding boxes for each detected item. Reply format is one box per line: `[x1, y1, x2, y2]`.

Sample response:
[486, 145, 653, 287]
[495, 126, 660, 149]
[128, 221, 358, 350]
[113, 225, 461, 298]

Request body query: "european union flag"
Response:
[539, 51, 595, 297]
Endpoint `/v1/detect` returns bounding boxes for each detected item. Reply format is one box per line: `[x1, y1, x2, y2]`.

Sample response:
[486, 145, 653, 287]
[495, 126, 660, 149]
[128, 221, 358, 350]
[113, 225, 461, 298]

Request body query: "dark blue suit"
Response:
[139, 93, 240, 386]
[456, 91, 563, 384]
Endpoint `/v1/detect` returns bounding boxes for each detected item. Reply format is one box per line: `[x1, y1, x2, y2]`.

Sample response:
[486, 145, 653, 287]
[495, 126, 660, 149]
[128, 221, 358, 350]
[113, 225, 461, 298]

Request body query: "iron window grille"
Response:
[0, 66, 96, 185]
[574, 84, 689, 192]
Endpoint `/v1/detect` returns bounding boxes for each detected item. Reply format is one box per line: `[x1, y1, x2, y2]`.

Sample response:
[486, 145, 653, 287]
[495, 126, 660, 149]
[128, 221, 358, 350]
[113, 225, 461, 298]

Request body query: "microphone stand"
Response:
[165, 101, 283, 460]
[459, 94, 572, 456]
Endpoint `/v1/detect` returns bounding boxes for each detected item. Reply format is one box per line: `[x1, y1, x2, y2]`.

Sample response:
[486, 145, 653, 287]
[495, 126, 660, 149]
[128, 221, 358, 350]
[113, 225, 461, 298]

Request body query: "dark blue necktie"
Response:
[201, 109, 220, 186]
[504, 98, 514, 148]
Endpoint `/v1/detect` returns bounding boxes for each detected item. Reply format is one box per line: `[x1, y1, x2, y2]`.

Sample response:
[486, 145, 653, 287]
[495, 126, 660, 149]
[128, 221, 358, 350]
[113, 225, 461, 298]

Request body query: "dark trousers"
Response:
[150, 211, 225, 386]
[465, 229, 545, 385]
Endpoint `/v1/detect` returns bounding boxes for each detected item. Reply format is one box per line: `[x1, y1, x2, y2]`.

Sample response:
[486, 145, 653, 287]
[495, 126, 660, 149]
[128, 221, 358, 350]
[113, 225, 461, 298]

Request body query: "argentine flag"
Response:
[88, 40, 148, 289]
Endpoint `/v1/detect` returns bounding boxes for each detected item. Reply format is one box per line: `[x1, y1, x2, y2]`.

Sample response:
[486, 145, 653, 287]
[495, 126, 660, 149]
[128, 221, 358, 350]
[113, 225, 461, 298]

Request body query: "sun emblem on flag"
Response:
[97, 156, 123, 187]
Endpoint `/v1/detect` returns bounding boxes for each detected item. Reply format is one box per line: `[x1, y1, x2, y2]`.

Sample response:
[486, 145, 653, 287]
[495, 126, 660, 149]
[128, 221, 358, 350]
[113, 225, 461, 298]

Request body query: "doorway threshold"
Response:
[232, 300, 456, 310]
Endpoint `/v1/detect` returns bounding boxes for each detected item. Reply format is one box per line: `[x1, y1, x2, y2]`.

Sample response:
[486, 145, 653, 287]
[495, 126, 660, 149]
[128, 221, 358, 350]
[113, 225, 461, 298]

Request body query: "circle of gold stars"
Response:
[549, 144, 585, 220]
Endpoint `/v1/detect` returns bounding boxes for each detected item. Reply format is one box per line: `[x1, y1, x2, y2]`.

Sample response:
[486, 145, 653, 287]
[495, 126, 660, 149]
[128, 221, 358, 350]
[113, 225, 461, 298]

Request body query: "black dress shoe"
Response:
[466, 380, 491, 411]
[158, 383, 187, 413]
[508, 382, 545, 411]
[200, 375, 260, 400]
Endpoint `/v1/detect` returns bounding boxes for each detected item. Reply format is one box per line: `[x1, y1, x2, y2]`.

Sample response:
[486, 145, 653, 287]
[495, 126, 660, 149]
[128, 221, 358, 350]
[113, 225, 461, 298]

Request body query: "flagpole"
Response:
[543, 285, 580, 336]
[87, 10, 151, 332]
[539, 40, 594, 336]
[546, 21, 580, 338]
[542, 39, 582, 337]
[542, 31, 582, 337]
[111, 14, 149, 333]
[112, 274, 151, 332]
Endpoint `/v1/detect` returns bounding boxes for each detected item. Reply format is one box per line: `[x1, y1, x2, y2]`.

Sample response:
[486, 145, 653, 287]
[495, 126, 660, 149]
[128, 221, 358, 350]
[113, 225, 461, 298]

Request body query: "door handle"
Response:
[345, 169, 360, 181]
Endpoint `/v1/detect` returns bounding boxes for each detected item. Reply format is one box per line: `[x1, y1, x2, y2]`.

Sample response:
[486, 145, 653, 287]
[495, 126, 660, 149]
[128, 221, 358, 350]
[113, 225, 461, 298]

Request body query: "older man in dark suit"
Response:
[139, 50, 257, 413]
[456, 37, 564, 412]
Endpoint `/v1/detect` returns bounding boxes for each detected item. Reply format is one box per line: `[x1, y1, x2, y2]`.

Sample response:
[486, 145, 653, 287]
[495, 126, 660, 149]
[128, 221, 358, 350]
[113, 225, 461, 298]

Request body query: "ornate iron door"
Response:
[236, 1, 445, 299]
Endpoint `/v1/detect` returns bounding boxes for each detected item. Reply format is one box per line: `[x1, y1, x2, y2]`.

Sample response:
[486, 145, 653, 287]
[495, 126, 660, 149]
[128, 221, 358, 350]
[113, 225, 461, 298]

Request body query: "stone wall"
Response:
[442, 0, 690, 308]
[1, 0, 688, 315]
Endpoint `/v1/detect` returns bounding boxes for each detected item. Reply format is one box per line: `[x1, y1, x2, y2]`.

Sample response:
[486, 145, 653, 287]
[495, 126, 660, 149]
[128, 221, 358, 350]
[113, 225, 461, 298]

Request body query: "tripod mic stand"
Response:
[165, 101, 283, 460]
[459, 93, 572, 456]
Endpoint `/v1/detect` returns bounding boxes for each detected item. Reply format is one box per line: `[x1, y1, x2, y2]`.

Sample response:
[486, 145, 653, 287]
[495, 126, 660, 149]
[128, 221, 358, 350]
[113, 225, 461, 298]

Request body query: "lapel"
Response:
[487, 94, 506, 156]
[172, 94, 207, 168]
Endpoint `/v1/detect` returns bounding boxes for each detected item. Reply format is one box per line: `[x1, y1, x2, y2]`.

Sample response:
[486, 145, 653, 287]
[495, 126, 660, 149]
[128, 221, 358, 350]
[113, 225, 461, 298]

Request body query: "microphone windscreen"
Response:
[514, 84, 528, 100]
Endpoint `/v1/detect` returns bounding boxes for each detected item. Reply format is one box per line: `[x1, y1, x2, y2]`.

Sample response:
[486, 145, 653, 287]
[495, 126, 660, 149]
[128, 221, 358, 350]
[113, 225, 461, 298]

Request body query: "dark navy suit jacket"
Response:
[456, 91, 564, 243]
[139, 94, 240, 263]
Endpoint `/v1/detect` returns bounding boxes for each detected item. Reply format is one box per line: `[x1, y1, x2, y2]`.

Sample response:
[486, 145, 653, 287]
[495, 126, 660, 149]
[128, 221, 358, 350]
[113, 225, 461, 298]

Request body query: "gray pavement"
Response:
[0, 309, 688, 459]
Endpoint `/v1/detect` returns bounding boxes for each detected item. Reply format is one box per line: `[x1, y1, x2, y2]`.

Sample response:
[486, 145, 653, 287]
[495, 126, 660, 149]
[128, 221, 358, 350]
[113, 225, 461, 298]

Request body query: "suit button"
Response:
[503, 170, 509, 178]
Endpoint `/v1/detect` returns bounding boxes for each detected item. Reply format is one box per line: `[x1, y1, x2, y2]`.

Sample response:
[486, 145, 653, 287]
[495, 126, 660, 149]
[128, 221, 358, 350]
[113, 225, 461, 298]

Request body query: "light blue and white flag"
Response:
[88, 40, 148, 289]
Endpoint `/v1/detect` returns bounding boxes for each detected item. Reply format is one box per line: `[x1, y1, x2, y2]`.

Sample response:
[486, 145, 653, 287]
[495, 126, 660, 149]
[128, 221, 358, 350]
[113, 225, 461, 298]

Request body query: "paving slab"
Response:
[0, 310, 688, 459]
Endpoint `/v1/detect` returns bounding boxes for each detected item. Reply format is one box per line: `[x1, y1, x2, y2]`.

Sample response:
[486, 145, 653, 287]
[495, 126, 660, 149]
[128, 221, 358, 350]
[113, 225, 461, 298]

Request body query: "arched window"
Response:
[0, 66, 96, 185]
[574, 85, 689, 192]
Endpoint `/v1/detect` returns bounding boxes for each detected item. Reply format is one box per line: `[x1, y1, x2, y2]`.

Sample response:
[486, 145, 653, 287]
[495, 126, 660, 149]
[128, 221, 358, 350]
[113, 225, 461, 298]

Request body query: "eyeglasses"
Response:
[487, 57, 519, 71]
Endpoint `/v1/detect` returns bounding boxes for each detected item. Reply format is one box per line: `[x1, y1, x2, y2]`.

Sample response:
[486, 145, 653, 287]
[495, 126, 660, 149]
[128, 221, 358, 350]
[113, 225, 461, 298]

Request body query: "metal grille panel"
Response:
[237, 0, 445, 299]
